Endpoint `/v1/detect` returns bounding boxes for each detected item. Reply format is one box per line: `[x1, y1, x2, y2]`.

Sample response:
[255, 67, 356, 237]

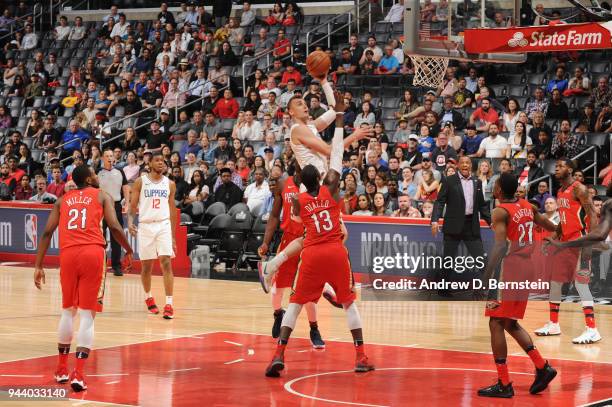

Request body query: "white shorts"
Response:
[137, 220, 174, 261]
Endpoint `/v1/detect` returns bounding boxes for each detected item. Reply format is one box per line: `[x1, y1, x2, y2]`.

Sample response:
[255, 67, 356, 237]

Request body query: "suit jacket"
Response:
[431, 173, 491, 236]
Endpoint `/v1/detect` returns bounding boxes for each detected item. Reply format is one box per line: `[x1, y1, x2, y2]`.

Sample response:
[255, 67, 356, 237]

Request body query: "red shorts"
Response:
[549, 244, 590, 283]
[484, 255, 530, 320]
[290, 242, 356, 305]
[60, 245, 106, 312]
[275, 231, 302, 289]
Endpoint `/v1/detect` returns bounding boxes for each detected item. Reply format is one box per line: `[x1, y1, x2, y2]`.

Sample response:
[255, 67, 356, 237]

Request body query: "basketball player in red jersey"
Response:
[478, 174, 558, 398]
[129, 152, 177, 319]
[265, 111, 374, 377]
[34, 165, 133, 392]
[547, 183, 612, 248]
[535, 158, 601, 344]
[257, 160, 325, 348]
[258, 93, 372, 289]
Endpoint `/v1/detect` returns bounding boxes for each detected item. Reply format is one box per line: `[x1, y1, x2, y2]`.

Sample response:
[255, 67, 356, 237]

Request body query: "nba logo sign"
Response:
[25, 214, 38, 251]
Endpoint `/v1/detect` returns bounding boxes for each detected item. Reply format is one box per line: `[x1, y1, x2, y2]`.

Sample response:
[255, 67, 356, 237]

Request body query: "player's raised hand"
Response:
[34, 267, 46, 290]
[333, 91, 347, 113]
[128, 224, 138, 237]
[351, 125, 374, 141]
[257, 242, 269, 258]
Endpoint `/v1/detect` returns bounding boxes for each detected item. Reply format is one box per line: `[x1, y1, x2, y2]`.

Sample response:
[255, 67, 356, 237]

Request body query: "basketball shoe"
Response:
[354, 354, 375, 372]
[69, 369, 87, 392]
[310, 327, 325, 349]
[163, 304, 174, 319]
[529, 362, 557, 394]
[322, 283, 342, 309]
[477, 381, 514, 398]
[572, 327, 602, 344]
[258, 261, 276, 294]
[265, 354, 285, 377]
[145, 297, 159, 314]
[54, 366, 69, 384]
[534, 321, 561, 336]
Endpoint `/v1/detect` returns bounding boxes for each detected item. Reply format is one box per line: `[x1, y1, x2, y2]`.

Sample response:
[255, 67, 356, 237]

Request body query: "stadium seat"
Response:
[198, 213, 232, 250]
[228, 202, 250, 216]
[192, 202, 227, 234]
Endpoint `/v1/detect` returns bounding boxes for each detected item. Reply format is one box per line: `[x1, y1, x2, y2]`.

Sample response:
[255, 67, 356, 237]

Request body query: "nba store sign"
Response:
[0, 207, 60, 255]
[464, 22, 612, 54]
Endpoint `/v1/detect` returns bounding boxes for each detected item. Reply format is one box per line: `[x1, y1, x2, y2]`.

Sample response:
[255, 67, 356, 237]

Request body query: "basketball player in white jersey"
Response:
[128, 152, 177, 319]
[259, 87, 373, 293]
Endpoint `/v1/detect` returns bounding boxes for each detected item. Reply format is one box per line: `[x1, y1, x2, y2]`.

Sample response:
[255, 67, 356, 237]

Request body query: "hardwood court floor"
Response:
[0, 265, 610, 406]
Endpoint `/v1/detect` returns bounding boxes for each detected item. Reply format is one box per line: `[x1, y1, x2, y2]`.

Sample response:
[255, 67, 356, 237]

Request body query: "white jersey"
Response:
[139, 174, 171, 223]
[290, 123, 328, 176]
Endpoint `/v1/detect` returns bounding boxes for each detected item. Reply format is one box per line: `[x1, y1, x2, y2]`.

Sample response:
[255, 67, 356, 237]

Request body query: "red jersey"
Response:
[556, 180, 588, 241]
[59, 187, 106, 250]
[280, 176, 303, 236]
[298, 185, 343, 247]
[497, 198, 535, 256]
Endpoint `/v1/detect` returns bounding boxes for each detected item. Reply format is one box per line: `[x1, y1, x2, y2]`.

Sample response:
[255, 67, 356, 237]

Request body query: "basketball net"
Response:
[409, 55, 449, 88]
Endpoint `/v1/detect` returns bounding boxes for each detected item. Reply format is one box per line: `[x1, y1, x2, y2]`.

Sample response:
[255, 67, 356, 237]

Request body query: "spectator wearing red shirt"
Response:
[469, 98, 499, 132]
[280, 63, 302, 88]
[14, 174, 33, 200]
[6, 156, 25, 185]
[213, 89, 240, 119]
[46, 167, 66, 198]
[272, 29, 291, 58]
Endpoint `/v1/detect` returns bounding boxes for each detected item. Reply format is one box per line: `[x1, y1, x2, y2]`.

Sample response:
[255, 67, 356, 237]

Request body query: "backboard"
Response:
[402, 0, 526, 63]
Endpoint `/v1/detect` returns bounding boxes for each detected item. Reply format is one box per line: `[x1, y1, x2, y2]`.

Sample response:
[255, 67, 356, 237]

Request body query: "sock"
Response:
[525, 346, 546, 369]
[269, 252, 288, 269]
[75, 351, 89, 372]
[309, 321, 318, 330]
[166, 296, 173, 305]
[494, 358, 510, 386]
[549, 302, 560, 324]
[58, 345, 70, 367]
[355, 343, 365, 357]
[145, 292, 152, 300]
[275, 341, 287, 357]
[583, 306, 595, 328]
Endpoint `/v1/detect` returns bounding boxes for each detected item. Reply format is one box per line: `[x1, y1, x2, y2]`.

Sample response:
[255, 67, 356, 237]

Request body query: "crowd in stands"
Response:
[0, 1, 610, 225]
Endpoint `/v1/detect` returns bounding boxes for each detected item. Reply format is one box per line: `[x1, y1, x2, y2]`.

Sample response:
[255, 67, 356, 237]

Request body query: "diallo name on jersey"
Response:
[144, 189, 169, 198]
[304, 199, 330, 214]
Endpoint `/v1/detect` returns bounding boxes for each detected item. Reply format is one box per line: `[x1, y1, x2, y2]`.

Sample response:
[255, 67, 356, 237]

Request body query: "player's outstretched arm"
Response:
[547, 202, 612, 248]
[34, 198, 62, 289]
[101, 191, 133, 257]
[533, 209, 558, 233]
[128, 176, 142, 236]
[481, 208, 509, 284]
[258, 178, 284, 258]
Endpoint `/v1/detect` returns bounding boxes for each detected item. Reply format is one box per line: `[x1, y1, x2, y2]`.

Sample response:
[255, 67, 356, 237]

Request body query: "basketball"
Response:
[306, 50, 331, 79]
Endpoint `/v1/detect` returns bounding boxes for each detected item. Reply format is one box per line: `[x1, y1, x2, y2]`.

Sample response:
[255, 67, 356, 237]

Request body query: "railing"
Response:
[306, 12, 352, 56]
[99, 81, 230, 150]
[571, 145, 598, 183]
[525, 173, 553, 197]
[0, 3, 44, 43]
[241, 43, 294, 97]
[355, 0, 373, 34]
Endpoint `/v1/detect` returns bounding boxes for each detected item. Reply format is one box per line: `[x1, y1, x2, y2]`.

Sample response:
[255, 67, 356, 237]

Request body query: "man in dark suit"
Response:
[515, 150, 545, 199]
[431, 156, 491, 296]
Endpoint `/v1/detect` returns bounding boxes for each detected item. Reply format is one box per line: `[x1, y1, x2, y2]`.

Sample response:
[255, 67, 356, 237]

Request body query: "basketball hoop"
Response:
[409, 55, 449, 88]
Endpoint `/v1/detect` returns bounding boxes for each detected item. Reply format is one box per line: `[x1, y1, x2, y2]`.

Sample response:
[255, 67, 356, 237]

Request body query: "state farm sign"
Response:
[465, 22, 612, 54]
